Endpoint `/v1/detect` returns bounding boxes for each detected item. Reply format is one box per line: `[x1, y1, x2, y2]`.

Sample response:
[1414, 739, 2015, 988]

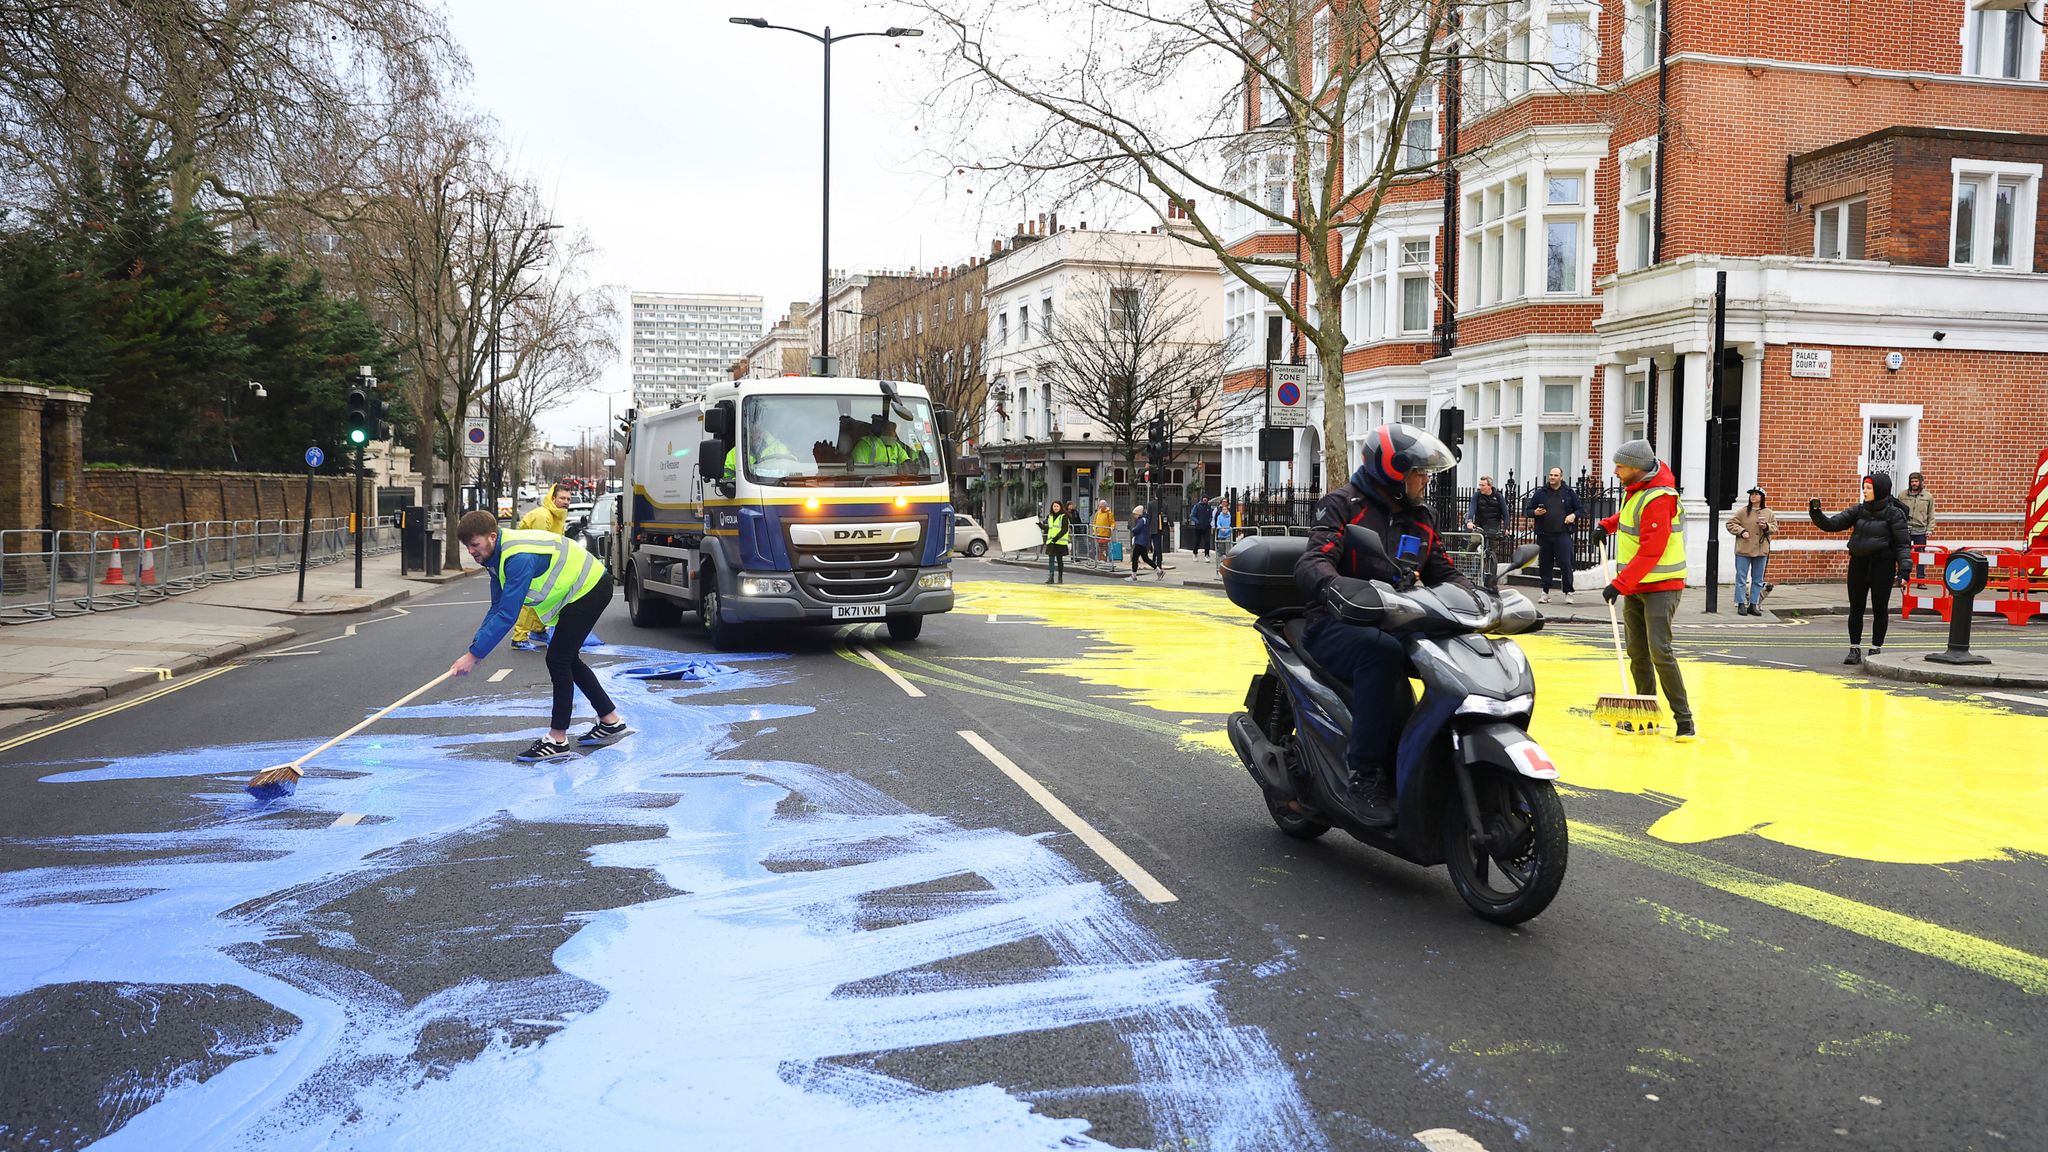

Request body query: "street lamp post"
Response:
[730, 16, 922, 376]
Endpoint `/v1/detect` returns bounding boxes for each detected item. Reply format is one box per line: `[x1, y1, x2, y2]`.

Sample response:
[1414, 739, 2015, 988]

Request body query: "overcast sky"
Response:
[441, 0, 1003, 445]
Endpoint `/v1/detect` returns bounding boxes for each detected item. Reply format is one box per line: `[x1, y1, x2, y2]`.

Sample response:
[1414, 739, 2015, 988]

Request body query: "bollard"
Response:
[1926, 551, 1993, 667]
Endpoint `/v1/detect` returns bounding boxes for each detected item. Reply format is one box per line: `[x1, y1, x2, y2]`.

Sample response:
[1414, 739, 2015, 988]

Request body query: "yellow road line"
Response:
[958, 729, 1177, 904]
[0, 663, 242, 755]
[1575, 821, 2048, 996]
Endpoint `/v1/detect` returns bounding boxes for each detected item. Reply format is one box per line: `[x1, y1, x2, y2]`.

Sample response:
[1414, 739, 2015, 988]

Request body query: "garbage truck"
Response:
[611, 376, 958, 648]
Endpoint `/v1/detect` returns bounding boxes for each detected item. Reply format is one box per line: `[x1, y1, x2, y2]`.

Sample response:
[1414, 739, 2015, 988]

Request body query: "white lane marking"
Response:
[1758, 659, 1805, 668]
[330, 813, 365, 828]
[1983, 691, 2048, 709]
[957, 730, 1178, 905]
[489, 668, 512, 683]
[854, 645, 926, 698]
[1414, 1129, 1492, 1152]
[343, 624, 358, 637]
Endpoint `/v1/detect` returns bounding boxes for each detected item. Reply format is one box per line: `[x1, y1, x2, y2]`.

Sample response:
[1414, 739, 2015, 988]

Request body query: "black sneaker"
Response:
[1346, 770, 1396, 828]
[1868, 647, 1883, 658]
[516, 736, 576, 763]
[1674, 719, 1697, 743]
[1843, 647, 1862, 665]
[578, 720, 631, 747]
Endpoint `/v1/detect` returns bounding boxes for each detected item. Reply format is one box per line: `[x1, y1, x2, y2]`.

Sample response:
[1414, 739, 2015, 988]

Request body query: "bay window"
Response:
[1951, 160, 2041, 272]
[1814, 195, 1867, 260]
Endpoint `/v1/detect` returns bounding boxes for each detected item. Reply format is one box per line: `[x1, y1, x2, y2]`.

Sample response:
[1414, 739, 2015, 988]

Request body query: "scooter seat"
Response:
[1284, 618, 1353, 694]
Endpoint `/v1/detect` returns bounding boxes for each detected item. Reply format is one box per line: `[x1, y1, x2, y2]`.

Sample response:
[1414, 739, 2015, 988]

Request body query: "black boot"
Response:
[1843, 647, 1862, 665]
[1346, 769, 1396, 828]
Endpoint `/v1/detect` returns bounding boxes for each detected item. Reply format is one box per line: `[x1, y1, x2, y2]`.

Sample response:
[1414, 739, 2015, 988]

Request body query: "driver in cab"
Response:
[723, 420, 790, 480]
[852, 418, 912, 466]
[1294, 424, 1472, 827]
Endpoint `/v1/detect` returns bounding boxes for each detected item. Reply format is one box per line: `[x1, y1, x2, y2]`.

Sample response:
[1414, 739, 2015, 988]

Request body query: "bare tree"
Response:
[0, 0, 461, 217]
[1036, 260, 1245, 491]
[914, 0, 1563, 486]
[498, 229, 622, 484]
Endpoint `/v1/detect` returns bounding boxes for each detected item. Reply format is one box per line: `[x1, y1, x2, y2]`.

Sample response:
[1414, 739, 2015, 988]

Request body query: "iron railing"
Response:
[0, 517, 400, 623]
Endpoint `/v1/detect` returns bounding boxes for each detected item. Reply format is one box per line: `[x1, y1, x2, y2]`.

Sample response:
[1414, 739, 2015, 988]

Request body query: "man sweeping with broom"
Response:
[1595, 439, 1695, 742]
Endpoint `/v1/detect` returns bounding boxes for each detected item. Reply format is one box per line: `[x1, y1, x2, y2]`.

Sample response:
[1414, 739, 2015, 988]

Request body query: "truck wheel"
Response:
[700, 573, 745, 651]
[884, 614, 924, 643]
[626, 565, 679, 628]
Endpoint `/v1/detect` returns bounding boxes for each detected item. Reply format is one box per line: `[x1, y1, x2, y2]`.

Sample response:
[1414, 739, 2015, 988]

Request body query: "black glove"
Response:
[1897, 564, 1912, 586]
[1602, 582, 1621, 605]
[1809, 498, 1823, 514]
[1323, 576, 1384, 624]
[1592, 526, 1609, 545]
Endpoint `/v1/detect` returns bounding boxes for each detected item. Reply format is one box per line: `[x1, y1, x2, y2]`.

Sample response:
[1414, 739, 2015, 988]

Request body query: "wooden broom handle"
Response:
[286, 670, 453, 771]
[1603, 541, 1630, 690]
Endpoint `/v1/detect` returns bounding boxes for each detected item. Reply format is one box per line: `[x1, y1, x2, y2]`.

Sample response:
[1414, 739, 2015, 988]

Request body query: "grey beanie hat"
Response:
[1612, 438, 1658, 471]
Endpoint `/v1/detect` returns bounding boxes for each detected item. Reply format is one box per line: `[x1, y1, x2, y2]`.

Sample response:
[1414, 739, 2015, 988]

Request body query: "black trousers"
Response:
[1305, 619, 1405, 779]
[546, 579, 617, 731]
[1537, 533, 1576, 593]
[1845, 553, 1895, 648]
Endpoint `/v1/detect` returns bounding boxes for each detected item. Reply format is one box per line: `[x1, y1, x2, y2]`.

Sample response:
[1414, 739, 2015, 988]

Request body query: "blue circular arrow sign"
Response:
[304, 446, 325, 469]
[1945, 554, 1976, 592]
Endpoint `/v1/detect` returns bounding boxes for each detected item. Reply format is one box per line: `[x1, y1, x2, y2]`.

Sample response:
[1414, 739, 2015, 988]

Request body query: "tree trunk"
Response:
[1316, 324, 1349, 492]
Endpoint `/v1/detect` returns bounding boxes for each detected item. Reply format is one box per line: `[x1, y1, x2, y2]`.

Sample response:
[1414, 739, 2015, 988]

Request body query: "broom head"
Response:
[1594, 693, 1662, 730]
[244, 764, 302, 802]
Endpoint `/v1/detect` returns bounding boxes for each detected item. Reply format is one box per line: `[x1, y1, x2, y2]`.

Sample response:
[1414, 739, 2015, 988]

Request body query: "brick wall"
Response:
[1786, 128, 2048, 264]
[76, 468, 358, 535]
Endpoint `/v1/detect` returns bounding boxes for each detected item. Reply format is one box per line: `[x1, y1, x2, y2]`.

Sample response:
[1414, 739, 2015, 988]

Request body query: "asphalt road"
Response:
[0, 563, 2041, 1150]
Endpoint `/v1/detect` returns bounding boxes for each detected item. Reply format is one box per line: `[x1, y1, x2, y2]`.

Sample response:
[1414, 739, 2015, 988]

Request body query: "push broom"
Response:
[245, 671, 453, 801]
[1592, 538, 1661, 731]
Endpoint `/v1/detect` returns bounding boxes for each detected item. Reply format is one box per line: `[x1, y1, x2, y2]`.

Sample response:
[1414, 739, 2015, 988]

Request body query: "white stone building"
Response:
[629, 291, 764, 410]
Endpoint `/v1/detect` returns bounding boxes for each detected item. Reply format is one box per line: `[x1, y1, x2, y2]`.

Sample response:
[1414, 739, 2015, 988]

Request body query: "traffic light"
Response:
[1146, 415, 1167, 464]
[368, 387, 388, 442]
[345, 384, 371, 446]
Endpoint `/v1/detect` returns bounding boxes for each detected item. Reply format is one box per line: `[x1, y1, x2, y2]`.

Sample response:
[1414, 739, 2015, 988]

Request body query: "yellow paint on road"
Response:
[1816, 1030, 1909, 1057]
[959, 579, 2048, 867]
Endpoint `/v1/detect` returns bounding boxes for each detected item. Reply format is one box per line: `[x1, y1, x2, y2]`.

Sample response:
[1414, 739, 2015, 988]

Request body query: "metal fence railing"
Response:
[0, 517, 401, 624]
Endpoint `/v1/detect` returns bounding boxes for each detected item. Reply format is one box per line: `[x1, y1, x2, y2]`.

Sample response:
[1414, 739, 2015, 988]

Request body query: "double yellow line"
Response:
[0, 663, 242, 755]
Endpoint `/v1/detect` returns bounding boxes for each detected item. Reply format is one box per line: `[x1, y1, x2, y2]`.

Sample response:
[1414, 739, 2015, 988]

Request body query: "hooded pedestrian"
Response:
[1900, 472, 1936, 576]
[1595, 439, 1694, 741]
[1809, 475, 1912, 665]
[1130, 504, 1162, 577]
[1724, 487, 1776, 615]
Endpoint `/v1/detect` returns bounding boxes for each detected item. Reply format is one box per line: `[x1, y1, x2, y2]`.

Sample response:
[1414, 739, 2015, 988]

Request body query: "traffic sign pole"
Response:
[296, 445, 323, 603]
[354, 440, 365, 589]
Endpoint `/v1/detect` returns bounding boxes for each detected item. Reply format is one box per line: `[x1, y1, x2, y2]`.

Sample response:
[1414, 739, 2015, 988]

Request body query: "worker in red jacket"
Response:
[1596, 439, 1695, 741]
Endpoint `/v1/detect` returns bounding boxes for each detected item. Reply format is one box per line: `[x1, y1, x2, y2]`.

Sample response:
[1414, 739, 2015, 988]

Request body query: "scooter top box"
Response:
[1220, 535, 1310, 616]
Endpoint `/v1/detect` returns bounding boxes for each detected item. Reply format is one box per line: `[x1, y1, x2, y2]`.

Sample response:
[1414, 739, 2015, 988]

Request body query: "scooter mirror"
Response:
[1344, 524, 1392, 562]
[1509, 543, 1540, 570]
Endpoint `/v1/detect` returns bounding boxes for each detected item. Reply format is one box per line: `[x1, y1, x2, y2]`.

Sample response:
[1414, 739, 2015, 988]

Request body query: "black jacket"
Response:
[1297, 465, 1473, 629]
[1810, 476, 1911, 570]
[1523, 482, 1582, 536]
[1469, 489, 1508, 531]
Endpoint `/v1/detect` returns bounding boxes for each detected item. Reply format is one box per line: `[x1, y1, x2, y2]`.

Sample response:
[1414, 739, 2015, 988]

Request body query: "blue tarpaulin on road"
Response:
[617, 659, 735, 682]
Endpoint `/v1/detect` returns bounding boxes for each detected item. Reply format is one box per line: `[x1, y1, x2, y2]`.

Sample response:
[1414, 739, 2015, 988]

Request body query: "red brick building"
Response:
[1221, 0, 2048, 581]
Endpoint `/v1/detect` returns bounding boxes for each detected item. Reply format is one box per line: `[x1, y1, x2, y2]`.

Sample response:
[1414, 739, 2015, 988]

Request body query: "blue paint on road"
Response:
[1, 645, 1329, 1149]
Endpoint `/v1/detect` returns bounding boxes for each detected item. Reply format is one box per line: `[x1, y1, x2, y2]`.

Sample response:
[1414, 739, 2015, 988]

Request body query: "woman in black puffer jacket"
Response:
[1809, 474, 1912, 665]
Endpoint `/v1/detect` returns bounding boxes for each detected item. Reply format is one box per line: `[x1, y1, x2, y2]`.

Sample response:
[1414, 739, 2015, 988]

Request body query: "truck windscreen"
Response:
[737, 394, 946, 487]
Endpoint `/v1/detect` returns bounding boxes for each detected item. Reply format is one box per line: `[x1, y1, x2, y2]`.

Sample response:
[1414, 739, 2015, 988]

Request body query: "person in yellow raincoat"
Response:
[511, 483, 572, 651]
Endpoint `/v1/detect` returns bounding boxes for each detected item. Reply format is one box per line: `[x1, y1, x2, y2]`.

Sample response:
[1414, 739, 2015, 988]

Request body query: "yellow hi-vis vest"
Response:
[1617, 484, 1688, 585]
[494, 528, 606, 626]
[853, 435, 910, 465]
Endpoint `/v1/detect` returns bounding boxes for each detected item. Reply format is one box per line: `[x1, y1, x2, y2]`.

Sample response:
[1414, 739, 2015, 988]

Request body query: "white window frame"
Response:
[1857, 403, 1922, 484]
[1962, 4, 2043, 81]
[1110, 287, 1143, 332]
[1311, 7, 1332, 92]
[1813, 194, 1868, 261]
[1398, 237, 1434, 333]
[1950, 159, 2042, 273]
[1618, 139, 1658, 272]
[1546, 10, 1594, 88]
[1623, 0, 1661, 78]
[1542, 169, 1592, 295]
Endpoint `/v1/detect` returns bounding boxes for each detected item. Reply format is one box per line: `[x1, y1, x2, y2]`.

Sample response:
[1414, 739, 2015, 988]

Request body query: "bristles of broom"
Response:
[1594, 545, 1662, 731]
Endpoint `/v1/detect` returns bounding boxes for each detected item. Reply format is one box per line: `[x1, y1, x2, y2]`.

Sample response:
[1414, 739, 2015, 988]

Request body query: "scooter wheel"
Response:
[1265, 793, 1331, 840]
[1443, 773, 1568, 925]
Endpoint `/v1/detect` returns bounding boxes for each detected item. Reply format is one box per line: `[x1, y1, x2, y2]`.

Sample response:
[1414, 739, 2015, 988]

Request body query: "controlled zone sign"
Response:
[1267, 362, 1309, 428]
[463, 418, 490, 459]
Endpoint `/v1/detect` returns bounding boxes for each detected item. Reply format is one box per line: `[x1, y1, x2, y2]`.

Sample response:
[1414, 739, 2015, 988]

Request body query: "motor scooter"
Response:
[1222, 528, 1568, 924]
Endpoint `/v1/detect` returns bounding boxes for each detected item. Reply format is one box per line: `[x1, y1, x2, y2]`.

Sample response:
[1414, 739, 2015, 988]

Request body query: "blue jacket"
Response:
[1132, 513, 1153, 548]
[470, 533, 551, 659]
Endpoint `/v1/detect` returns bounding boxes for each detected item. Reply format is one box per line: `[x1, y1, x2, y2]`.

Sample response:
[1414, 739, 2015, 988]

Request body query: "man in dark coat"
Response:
[1467, 475, 1510, 588]
[1523, 466, 1582, 602]
[1294, 425, 1473, 826]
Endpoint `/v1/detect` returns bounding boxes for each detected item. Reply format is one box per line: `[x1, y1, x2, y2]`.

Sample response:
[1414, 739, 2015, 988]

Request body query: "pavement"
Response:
[1863, 644, 2048, 688]
[0, 561, 2041, 1150]
[0, 549, 476, 715]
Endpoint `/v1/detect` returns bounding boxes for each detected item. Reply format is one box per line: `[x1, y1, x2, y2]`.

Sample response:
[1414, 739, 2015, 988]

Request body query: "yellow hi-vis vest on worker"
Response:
[1616, 484, 1688, 585]
[493, 529, 606, 626]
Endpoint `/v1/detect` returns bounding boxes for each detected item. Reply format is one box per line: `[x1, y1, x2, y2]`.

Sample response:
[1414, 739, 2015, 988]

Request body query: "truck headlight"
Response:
[917, 571, 953, 590]
[740, 576, 793, 596]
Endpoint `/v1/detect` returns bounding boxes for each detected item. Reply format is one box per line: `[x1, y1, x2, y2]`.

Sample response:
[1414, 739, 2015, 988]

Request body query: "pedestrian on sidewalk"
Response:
[1214, 499, 1233, 550]
[1130, 504, 1163, 578]
[1596, 440, 1695, 741]
[1524, 466, 1582, 604]
[1724, 487, 1776, 615]
[1092, 499, 1115, 565]
[1809, 475, 1911, 665]
[1467, 475, 1509, 588]
[1186, 499, 1211, 556]
[1900, 471, 1936, 577]
[450, 510, 629, 763]
[509, 483, 573, 650]
[1040, 500, 1071, 584]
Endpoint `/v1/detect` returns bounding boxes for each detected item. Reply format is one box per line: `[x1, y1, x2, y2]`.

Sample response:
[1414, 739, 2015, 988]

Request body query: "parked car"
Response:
[953, 514, 990, 557]
[582, 495, 616, 556]
[565, 501, 594, 538]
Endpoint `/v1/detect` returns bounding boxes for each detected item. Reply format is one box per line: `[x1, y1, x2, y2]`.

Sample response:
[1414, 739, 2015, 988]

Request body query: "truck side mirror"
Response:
[698, 438, 728, 482]
[703, 401, 735, 442]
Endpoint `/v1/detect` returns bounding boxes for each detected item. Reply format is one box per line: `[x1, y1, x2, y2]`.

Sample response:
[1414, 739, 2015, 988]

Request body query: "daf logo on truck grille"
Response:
[790, 521, 921, 547]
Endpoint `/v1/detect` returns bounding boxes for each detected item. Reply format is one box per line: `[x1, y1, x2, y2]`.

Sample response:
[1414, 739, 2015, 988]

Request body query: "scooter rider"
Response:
[1294, 424, 1473, 827]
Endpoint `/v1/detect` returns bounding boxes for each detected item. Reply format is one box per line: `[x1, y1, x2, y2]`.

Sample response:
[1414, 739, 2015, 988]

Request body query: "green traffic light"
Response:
[348, 429, 367, 445]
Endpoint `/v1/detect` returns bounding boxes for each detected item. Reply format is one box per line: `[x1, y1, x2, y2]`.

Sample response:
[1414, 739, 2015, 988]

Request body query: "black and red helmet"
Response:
[1359, 423, 1456, 492]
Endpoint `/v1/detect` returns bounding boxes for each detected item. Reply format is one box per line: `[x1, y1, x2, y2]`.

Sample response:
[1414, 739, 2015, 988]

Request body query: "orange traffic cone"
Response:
[138, 536, 158, 585]
[103, 536, 127, 585]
